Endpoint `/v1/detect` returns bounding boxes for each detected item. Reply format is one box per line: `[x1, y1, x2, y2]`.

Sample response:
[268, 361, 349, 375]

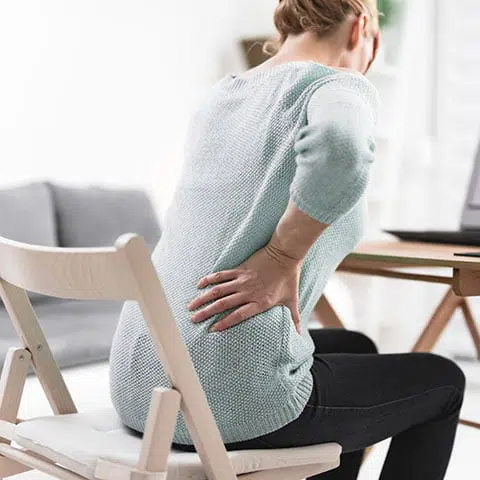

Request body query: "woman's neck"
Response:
[270, 31, 345, 69]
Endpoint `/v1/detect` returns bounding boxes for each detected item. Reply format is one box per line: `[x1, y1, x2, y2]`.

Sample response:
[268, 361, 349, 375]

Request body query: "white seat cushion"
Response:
[13, 409, 341, 480]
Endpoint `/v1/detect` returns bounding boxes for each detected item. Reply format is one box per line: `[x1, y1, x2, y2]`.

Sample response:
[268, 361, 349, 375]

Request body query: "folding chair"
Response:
[0, 233, 341, 480]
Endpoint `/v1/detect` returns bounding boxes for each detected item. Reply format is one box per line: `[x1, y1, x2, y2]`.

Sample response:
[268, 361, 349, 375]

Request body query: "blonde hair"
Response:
[263, 0, 379, 55]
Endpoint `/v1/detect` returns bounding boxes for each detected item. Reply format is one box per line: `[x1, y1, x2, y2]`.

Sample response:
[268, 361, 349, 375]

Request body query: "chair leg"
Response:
[0, 348, 30, 423]
[412, 288, 463, 352]
[0, 280, 77, 416]
[313, 296, 345, 329]
[137, 388, 181, 473]
[0, 347, 33, 477]
[459, 298, 480, 360]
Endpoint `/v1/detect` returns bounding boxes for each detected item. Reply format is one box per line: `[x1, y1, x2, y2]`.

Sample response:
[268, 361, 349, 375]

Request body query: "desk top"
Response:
[345, 240, 480, 269]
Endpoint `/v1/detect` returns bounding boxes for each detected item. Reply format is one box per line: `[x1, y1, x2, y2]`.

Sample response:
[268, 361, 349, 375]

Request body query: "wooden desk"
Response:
[314, 240, 480, 430]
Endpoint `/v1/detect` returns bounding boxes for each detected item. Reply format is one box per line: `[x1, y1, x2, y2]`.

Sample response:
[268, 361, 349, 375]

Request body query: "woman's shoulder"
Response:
[307, 62, 377, 92]
[305, 65, 380, 122]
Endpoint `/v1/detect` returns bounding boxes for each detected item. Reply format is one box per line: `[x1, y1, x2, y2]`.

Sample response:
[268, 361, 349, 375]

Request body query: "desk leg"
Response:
[315, 290, 480, 436]
[459, 299, 480, 360]
[411, 288, 480, 430]
[458, 300, 480, 428]
[412, 288, 463, 353]
[313, 295, 345, 329]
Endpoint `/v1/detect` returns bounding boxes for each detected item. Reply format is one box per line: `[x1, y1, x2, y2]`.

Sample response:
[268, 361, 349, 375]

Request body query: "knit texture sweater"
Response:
[109, 61, 379, 444]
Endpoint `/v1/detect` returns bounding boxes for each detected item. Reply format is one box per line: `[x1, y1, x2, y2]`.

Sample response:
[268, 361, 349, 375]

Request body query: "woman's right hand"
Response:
[188, 199, 331, 333]
[188, 239, 303, 334]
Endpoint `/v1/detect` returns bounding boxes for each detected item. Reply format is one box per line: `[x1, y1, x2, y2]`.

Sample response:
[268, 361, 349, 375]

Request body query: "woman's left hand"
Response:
[187, 242, 302, 333]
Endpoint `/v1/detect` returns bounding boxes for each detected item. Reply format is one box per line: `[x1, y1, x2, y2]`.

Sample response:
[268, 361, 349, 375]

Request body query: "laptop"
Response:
[384, 141, 480, 246]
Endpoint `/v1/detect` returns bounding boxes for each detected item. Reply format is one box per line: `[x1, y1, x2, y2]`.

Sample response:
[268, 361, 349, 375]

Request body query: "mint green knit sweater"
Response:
[109, 61, 379, 444]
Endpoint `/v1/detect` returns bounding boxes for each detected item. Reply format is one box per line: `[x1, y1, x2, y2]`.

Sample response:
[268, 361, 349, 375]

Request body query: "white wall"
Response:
[0, 1, 276, 215]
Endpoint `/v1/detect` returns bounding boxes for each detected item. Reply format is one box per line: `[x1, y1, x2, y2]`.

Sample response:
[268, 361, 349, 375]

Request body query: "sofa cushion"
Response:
[0, 183, 57, 247]
[49, 184, 161, 251]
[0, 298, 122, 370]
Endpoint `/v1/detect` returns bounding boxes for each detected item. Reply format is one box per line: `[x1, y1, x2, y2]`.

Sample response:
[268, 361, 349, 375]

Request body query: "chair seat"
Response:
[13, 409, 341, 480]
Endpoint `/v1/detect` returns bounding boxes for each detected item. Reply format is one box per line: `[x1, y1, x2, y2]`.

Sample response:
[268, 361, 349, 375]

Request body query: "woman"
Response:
[110, 1, 465, 479]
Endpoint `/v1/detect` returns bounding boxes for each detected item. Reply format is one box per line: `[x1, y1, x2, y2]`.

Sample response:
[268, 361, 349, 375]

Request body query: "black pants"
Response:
[174, 329, 466, 480]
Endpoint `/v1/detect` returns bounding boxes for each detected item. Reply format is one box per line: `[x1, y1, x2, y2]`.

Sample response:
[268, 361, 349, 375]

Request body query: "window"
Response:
[434, 0, 480, 217]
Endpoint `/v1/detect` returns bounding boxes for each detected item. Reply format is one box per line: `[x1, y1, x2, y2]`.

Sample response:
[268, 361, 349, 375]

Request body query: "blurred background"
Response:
[2, 0, 479, 360]
[0, 1, 479, 479]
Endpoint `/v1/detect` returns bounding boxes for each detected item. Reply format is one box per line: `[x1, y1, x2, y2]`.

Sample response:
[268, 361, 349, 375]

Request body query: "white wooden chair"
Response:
[0, 233, 341, 480]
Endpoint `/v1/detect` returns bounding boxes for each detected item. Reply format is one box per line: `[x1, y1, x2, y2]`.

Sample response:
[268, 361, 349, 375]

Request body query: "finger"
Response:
[191, 293, 247, 323]
[197, 269, 239, 288]
[209, 303, 259, 332]
[188, 281, 239, 311]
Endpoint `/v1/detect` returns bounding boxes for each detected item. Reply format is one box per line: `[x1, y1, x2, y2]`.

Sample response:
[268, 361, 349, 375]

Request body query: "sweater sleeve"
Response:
[289, 72, 380, 225]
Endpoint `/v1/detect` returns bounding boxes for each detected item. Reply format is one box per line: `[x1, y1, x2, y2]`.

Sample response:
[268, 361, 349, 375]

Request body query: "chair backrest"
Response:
[0, 234, 138, 300]
[0, 233, 237, 479]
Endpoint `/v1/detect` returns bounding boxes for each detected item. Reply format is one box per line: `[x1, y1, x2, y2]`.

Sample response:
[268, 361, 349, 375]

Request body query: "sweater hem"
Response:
[172, 371, 314, 445]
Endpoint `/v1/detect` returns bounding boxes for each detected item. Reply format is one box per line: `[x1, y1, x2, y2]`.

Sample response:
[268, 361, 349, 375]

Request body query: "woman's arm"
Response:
[289, 72, 378, 225]
[266, 201, 329, 262]
[267, 72, 379, 259]
[189, 73, 379, 332]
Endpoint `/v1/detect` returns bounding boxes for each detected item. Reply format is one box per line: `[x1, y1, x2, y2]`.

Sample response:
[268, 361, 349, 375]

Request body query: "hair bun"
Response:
[263, 0, 378, 56]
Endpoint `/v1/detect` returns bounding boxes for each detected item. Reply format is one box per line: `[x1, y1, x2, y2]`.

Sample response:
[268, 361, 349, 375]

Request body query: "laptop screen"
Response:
[461, 140, 480, 229]
[469, 173, 480, 208]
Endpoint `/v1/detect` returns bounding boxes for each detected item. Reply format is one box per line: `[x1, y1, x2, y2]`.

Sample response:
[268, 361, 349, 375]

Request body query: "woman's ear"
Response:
[361, 13, 371, 38]
[348, 13, 369, 51]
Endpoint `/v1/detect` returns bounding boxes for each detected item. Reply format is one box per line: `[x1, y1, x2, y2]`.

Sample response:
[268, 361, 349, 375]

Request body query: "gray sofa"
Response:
[0, 182, 161, 369]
